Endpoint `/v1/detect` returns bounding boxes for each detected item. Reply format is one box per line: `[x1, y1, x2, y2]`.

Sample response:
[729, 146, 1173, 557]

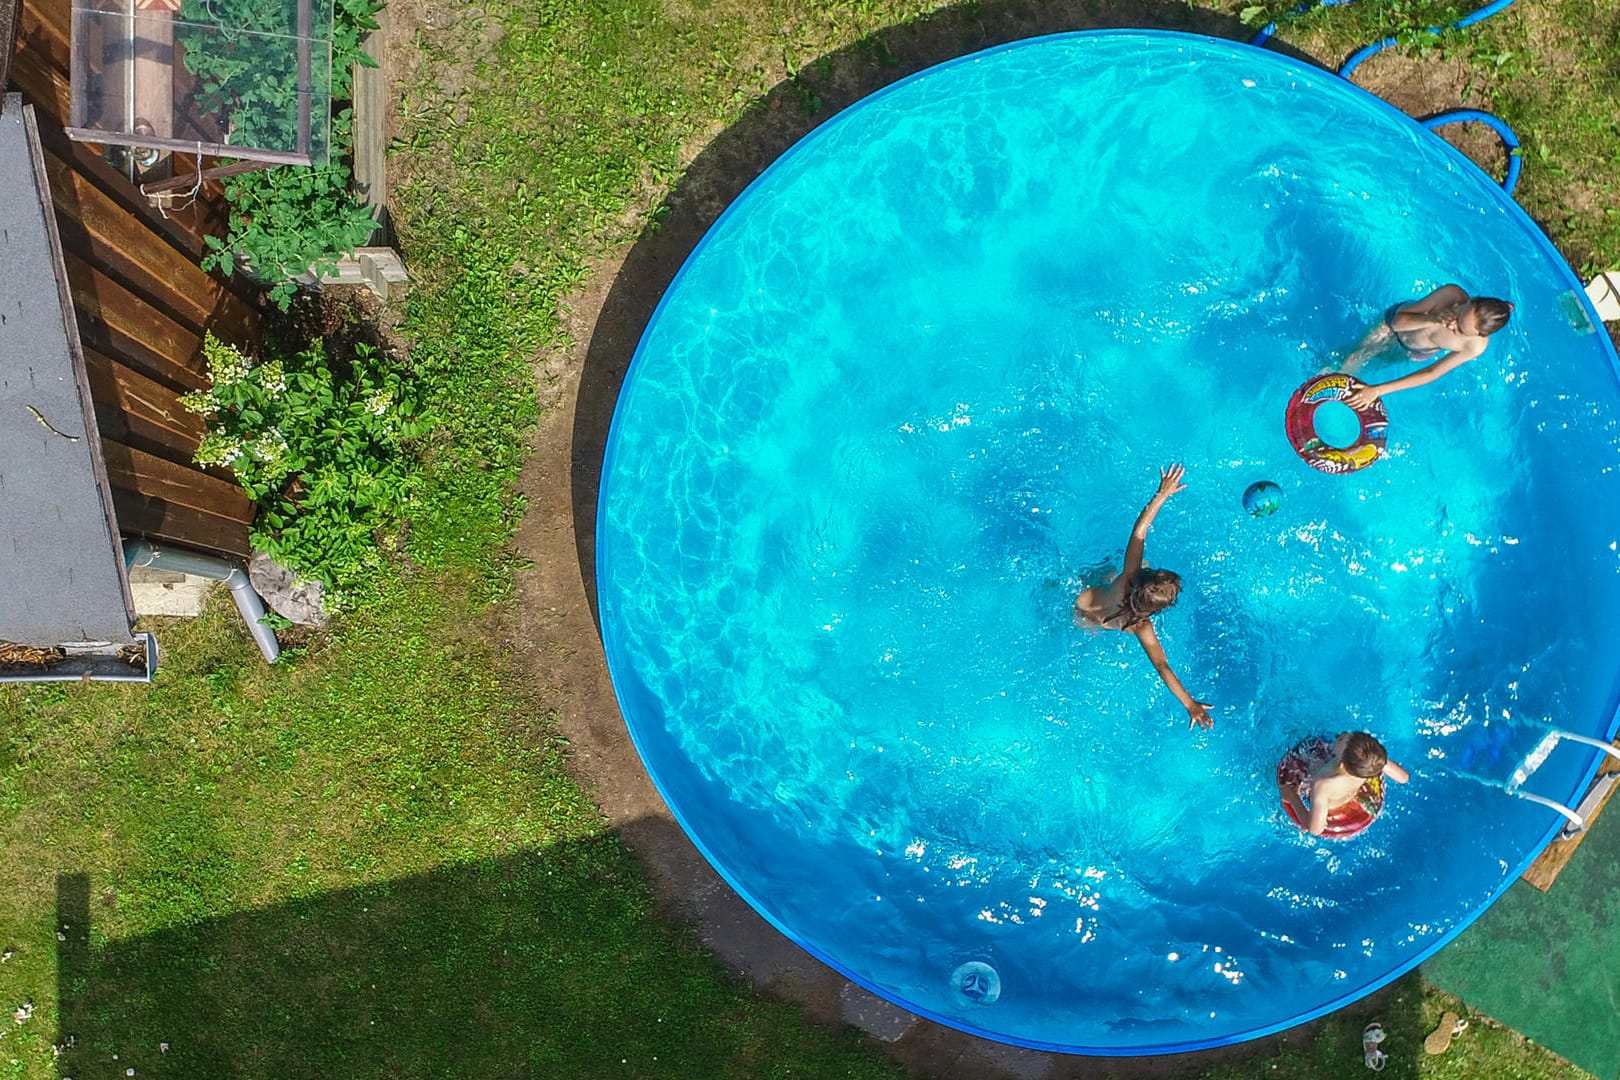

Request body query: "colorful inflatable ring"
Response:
[1276, 734, 1386, 839]
[1283, 373, 1389, 475]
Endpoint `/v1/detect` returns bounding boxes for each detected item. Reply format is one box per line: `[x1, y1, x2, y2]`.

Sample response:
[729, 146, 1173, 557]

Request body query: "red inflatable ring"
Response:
[1284, 373, 1388, 475]
[1276, 735, 1386, 839]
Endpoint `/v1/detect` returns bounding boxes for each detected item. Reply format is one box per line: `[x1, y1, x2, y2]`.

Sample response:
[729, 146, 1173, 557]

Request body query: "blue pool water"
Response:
[596, 31, 1620, 1053]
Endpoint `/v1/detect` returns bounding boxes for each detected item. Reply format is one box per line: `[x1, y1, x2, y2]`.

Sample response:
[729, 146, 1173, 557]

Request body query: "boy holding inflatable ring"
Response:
[1279, 731, 1410, 836]
[1341, 284, 1513, 410]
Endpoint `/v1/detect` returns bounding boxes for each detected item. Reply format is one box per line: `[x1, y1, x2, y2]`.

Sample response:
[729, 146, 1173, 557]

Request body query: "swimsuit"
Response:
[1385, 306, 1445, 362]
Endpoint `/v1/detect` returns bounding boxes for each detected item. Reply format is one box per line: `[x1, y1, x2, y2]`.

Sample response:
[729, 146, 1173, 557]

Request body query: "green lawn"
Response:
[2, 0, 1616, 1077]
[0, 590, 901, 1079]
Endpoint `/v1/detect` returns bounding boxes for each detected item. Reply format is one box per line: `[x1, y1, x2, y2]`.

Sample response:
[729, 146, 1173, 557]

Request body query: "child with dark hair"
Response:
[1279, 731, 1410, 836]
[1074, 465, 1212, 730]
[1341, 283, 1514, 409]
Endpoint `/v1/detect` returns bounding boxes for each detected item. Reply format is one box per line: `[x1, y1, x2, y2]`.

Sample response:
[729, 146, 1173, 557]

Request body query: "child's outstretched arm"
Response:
[1383, 760, 1410, 784]
[1345, 347, 1482, 409]
[1130, 621, 1213, 730]
[1122, 464, 1186, 578]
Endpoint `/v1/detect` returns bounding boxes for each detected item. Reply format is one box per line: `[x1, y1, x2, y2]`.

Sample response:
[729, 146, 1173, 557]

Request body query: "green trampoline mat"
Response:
[1424, 811, 1620, 1080]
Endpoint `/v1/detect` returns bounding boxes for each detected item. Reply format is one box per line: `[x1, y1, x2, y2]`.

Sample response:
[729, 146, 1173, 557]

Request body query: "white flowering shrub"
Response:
[183, 333, 431, 604]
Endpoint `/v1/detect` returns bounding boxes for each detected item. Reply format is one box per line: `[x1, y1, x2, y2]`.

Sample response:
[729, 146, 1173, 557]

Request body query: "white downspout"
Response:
[123, 538, 281, 663]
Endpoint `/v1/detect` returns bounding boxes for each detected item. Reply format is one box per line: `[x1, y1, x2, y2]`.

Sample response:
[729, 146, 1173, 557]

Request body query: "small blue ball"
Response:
[1243, 480, 1283, 518]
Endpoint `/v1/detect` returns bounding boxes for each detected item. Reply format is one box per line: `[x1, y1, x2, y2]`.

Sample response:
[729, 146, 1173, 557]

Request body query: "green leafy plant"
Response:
[201, 114, 379, 309]
[177, 0, 379, 150]
[177, 0, 324, 155]
[257, 610, 295, 632]
[180, 0, 384, 308]
[782, 51, 825, 115]
[1236, 0, 1468, 41]
[330, 0, 384, 97]
[182, 333, 431, 605]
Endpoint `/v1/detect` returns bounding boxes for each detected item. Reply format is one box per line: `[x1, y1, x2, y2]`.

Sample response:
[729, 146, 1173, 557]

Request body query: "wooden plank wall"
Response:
[7, 0, 258, 557]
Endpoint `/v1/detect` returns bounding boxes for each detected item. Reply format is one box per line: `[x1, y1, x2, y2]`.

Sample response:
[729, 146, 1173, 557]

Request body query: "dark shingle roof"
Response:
[0, 94, 140, 647]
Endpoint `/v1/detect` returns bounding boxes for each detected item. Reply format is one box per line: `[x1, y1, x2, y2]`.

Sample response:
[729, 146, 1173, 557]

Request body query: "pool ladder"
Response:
[1504, 730, 1620, 838]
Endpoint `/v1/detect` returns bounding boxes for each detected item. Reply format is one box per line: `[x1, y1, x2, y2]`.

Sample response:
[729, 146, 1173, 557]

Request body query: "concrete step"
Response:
[127, 568, 215, 617]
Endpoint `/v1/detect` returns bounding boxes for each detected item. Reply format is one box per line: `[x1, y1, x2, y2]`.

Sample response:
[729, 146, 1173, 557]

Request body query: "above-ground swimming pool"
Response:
[596, 31, 1620, 1054]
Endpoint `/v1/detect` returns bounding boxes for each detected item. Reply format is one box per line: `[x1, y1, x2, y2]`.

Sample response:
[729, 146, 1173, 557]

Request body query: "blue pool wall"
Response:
[595, 28, 1620, 1055]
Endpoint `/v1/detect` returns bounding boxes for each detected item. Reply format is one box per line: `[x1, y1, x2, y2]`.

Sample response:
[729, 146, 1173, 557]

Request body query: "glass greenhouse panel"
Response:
[69, 0, 334, 166]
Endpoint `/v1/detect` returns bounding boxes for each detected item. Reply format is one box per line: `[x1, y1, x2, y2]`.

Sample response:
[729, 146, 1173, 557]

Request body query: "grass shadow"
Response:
[46, 838, 1459, 1080]
[49, 821, 896, 1080]
[568, 0, 1305, 621]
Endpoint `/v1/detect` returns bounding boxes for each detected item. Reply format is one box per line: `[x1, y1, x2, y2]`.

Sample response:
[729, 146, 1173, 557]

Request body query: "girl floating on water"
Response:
[1074, 464, 1213, 730]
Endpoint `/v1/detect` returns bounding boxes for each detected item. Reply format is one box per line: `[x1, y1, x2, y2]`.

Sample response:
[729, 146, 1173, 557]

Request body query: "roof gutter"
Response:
[0, 634, 158, 684]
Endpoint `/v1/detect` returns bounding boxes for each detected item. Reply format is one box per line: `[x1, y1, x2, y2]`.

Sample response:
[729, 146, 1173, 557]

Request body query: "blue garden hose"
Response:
[1251, 0, 1522, 195]
[1339, 0, 1520, 77]
[1250, 0, 1356, 49]
[1421, 109, 1523, 196]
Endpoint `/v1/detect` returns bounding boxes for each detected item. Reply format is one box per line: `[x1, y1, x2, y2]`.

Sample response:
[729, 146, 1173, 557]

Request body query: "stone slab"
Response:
[838, 981, 918, 1043]
[128, 573, 215, 617]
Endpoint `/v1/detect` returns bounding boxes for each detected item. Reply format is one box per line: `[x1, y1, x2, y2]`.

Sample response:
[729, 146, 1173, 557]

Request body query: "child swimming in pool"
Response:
[1340, 284, 1513, 410]
[1074, 464, 1213, 730]
[1279, 731, 1410, 836]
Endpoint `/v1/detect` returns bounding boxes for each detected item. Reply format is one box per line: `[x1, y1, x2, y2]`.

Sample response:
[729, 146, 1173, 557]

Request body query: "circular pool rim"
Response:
[596, 27, 1620, 1055]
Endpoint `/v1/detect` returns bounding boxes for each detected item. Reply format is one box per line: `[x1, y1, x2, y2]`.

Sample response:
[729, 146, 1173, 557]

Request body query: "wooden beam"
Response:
[44, 148, 258, 344]
[351, 2, 390, 241]
[111, 488, 251, 558]
[19, 0, 66, 61]
[130, 8, 174, 141]
[295, 0, 311, 156]
[1521, 739, 1620, 891]
[64, 250, 209, 391]
[139, 157, 269, 195]
[11, 22, 74, 126]
[82, 345, 205, 456]
[101, 440, 254, 523]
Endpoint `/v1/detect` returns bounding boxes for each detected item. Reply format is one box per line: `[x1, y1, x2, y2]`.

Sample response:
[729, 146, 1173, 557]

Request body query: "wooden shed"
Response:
[4, 0, 260, 561]
[2, 0, 275, 678]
